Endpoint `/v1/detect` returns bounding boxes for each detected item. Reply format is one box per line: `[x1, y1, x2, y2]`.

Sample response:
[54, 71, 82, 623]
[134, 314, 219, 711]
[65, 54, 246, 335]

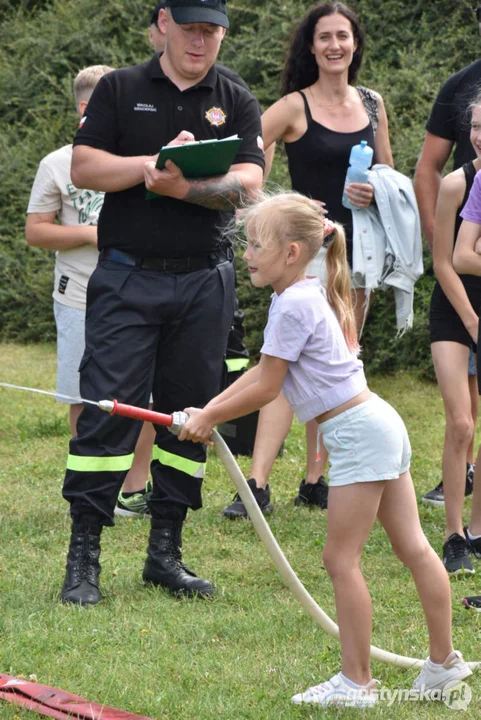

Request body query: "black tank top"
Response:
[285, 90, 376, 242]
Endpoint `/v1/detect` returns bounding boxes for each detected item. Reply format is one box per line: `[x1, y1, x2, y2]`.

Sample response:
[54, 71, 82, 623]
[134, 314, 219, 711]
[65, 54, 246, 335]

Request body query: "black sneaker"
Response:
[223, 478, 274, 519]
[462, 595, 481, 611]
[422, 463, 475, 506]
[422, 481, 444, 506]
[294, 476, 329, 509]
[443, 533, 475, 575]
[464, 526, 481, 559]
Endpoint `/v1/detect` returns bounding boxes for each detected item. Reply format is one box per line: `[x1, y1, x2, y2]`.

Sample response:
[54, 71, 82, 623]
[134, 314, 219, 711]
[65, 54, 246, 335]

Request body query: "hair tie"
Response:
[322, 219, 336, 248]
[323, 219, 335, 238]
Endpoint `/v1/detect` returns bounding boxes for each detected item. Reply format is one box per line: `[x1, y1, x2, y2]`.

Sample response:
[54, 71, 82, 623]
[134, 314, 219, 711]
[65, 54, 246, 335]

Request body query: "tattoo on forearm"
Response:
[185, 173, 247, 210]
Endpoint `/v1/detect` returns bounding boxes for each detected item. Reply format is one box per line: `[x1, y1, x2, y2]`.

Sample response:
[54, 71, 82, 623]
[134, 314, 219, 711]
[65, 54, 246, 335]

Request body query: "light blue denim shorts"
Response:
[318, 394, 411, 487]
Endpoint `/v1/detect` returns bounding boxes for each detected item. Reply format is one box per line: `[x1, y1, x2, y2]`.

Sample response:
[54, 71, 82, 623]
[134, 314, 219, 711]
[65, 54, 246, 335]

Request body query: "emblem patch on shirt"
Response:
[205, 106, 227, 127]
[58, 275, 69, 295]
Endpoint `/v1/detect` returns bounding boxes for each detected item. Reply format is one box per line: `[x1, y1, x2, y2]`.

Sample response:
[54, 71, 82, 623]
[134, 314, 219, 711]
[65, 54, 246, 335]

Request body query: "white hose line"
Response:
[213, 430, 481, 671]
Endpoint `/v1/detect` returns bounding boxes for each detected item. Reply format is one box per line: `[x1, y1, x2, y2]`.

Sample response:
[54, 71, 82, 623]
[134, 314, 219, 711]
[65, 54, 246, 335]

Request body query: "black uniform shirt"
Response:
[426, 59, 481, 170]
[73, 55, 264, 257]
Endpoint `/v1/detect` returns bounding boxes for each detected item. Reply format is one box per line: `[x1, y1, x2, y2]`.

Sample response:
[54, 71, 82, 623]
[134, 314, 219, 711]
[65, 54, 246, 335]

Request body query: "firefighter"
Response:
[61, 0, 264, 606]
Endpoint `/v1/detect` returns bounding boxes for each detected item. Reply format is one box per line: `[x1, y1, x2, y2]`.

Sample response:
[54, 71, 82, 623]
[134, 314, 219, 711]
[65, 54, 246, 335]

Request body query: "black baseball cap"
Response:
[165, 0, 229, 29]
[150, 3, 166, 25]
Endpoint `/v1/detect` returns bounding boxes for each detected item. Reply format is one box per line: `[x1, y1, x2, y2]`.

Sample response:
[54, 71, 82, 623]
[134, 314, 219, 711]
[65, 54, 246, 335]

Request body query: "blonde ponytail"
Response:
[240, 191, 360, 354]
[324, 223, 360, 354]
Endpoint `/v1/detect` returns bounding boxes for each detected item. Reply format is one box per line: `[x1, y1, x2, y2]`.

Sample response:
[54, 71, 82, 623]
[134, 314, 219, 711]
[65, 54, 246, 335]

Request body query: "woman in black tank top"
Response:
[234, 4, 393, 527]
[261, 2, 393, 330]
[425, 98, 481, 574]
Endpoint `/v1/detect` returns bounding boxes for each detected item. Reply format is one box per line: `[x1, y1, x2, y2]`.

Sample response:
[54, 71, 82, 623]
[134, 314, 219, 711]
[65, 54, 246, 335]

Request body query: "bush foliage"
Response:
[1, 0, 479, 375]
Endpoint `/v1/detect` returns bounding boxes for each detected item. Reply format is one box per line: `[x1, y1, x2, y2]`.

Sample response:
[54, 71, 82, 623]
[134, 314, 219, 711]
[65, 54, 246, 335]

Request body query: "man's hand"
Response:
[143, 130, 197, 198]
[167, 130, 196, 147]
[345, 182, 374, 208]
[178, 407, 215, 445]
[144, 158, 189, 200]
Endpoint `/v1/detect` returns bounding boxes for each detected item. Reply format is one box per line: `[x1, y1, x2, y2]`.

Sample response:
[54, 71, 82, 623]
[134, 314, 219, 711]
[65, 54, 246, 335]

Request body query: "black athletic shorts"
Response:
[429, 279, 481, 349]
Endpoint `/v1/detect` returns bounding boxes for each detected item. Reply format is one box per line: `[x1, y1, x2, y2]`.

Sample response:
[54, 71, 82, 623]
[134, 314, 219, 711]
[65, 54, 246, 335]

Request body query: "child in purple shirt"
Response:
[179, 191, 471, 707]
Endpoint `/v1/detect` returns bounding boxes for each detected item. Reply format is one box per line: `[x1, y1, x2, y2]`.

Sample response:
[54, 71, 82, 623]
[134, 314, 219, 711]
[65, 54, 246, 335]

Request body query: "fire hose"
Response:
[0, 383, 479, 671]
[99, 399, 480, 671]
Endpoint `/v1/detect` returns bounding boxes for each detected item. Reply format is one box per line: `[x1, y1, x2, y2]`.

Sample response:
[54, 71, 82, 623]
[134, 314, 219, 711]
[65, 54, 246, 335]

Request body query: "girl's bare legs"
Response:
[431, 342, 473, 539]
[377, 471, 453, 663]
[323, 481, 386, 685]
[250, 393, 294, 489]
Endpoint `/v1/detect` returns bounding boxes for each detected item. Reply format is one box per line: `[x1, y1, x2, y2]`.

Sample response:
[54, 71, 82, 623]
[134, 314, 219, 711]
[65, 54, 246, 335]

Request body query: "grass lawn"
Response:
[1, 342, 481, 719]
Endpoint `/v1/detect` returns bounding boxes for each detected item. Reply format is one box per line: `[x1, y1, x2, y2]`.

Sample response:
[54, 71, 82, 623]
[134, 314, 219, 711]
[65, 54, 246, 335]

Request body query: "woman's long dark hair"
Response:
[281, 2, 365, 96]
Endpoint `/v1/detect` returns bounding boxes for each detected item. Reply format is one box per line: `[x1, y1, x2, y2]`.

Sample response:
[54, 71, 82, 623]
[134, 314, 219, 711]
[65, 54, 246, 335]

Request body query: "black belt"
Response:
[99, 247, 230, 273]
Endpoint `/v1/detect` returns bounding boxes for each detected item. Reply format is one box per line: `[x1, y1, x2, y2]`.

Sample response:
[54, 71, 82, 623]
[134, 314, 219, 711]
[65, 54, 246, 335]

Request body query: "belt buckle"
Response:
[168, 258, 184, 272]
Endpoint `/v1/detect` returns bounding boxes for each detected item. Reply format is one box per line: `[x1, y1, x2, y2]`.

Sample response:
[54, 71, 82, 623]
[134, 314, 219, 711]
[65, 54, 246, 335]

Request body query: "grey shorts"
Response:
[54, 300, 85, 403]
[319, 394, 411, 487]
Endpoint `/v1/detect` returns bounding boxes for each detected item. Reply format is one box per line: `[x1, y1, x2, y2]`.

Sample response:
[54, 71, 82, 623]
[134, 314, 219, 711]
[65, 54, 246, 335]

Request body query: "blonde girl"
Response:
[179, 192, 470, 707]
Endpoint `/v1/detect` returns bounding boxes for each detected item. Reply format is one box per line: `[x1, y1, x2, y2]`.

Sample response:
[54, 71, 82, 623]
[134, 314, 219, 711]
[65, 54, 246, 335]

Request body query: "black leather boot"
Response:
[61, 520, 102, 606]
[143, 520, 215, 598]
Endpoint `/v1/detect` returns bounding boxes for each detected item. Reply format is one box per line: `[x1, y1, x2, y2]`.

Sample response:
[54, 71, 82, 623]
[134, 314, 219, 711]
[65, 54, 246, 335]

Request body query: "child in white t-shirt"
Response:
[26, 66, 155, 518]
[26, 65, 112, 435]
[179, 191, 471, 707]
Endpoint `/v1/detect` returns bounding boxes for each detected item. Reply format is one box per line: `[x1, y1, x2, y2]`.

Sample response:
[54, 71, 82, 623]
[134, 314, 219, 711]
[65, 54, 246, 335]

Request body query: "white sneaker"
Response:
[291, 672, 379, 707]
[412, 651, 472, 692]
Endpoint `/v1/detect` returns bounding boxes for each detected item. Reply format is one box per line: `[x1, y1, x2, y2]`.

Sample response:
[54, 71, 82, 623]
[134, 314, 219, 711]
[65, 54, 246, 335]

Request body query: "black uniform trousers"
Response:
[63, 253, 235, 526]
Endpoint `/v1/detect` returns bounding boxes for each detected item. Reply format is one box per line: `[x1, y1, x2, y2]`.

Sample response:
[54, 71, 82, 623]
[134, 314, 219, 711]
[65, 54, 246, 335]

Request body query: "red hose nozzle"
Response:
[98, 400, 188, 435]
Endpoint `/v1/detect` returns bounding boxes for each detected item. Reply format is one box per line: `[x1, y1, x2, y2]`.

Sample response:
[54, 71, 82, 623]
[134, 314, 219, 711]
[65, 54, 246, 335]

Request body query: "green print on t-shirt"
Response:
[66, 183, 104, 225]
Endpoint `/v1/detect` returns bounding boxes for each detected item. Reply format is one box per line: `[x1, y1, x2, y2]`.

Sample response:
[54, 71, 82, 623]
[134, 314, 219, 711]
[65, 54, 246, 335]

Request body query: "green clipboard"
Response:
[146, 136, 243, 199]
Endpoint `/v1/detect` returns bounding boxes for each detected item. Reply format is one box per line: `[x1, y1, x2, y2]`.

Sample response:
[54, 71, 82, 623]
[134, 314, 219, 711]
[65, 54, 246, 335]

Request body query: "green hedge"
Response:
[0, 0, 478, 376]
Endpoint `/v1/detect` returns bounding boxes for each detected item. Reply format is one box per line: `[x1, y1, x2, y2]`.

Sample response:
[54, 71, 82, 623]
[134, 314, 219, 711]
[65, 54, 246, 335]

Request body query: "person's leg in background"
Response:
[115, 420, 156, 517]
[423, 347, 477, 506]
[223, 394, 329, 518]
[430, 341, 474, 574]
[54, 300, 86, 437]
[223, 392, 292, 518]
[467, 348, 478, 490]
[69, 403, 83, 436]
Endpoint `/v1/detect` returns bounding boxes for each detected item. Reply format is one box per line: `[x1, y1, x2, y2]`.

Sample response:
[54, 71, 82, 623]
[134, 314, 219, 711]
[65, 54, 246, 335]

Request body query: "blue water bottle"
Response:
[342, 140, 373, 210]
